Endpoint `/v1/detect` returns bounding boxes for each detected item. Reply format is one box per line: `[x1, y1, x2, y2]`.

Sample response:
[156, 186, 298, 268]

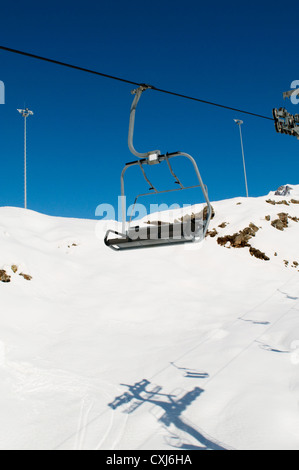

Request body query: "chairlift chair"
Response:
[104, 85, 212, 251]
[273, 107, 299, 140]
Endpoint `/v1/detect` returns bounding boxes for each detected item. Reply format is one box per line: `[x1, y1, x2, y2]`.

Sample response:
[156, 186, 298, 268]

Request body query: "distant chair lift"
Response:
[104, 85, 212, 251]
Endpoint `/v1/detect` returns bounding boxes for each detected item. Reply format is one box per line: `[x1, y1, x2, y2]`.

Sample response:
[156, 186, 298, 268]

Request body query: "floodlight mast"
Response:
[17, 108, 34, 209]
[234, 119, 249, 198]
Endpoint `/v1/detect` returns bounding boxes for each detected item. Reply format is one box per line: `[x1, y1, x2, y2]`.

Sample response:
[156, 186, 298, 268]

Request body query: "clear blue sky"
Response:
[0, 0, 298, 220]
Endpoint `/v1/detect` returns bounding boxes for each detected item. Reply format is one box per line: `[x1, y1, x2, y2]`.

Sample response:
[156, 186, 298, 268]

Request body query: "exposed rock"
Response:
[218, 222, 228, 229]
[178, 207, 215, 223]
[271, 219, 284, 231]
[248, 223, 259, 233]
[265, 215, 271, 221]
[19, 273, 32, 281]
[149, 206, 216, 227]
[207, 228, 218, 238]
[0, 270, 11, 283]
[249, 247, 270, 261]
[266, 199, 289, 206]
[217, 234, 237, 247]
[217, 223, 259, 248]
[203, 205, 215, 221]
[11, 265, 18, 273]
[278, 200, 290, 206]
[234, 233, 249, 247]
[271, 213, 289, 231]
[275, 185, 292, 196]
[217, 223, 270, 261]
[291, 199, 299, 205]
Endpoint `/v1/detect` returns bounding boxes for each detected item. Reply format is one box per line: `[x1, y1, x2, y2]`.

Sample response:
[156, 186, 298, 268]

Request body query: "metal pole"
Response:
[239, 124, 249, 198]
[17, 108, 33, 209]
[234, 120, 249, 198]
[24, 115, 27, 209]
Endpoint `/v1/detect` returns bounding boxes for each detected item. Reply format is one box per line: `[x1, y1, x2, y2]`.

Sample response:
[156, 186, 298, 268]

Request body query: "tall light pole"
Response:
[234, 119, 249, 198]
[17, 108, 34, 209]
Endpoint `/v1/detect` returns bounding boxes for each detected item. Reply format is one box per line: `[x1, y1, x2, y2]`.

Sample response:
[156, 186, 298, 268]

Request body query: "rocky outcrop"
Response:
[216, 223, 270, 262]
[271, 213, 289, 231]
[0, 270, 11, 283]
[0, 265, 32, 282]
[270, 212, 299, 231]
[249, 247, 270, 261]
[19, 273, 32, 281]
[275, 185, 292, 196]
[207, 228, 218, 238]
[217, 223, 259, 248]
[266, 199, 290, 206]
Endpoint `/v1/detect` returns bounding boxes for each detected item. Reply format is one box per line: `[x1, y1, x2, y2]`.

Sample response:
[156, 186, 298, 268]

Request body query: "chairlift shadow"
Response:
[108, 379, 226, 450]
[277, 289, 299, 301]
[170, 362, 210, 379]
[256, 341, 289, 354]
[239, 318, 270, 326]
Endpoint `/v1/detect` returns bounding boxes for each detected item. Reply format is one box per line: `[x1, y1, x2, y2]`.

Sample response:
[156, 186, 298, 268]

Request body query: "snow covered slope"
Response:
[1, 185, 299, 450]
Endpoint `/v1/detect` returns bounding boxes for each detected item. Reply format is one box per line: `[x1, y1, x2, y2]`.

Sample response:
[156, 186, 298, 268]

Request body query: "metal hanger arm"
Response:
[128, 85, 161, 158]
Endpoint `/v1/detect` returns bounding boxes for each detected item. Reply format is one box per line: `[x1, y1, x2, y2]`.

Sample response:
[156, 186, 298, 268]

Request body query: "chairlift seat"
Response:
[105, 219, 205, 251]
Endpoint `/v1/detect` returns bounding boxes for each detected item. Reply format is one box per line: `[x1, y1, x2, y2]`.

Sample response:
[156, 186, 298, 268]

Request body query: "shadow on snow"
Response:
[108, 379, 226, 450]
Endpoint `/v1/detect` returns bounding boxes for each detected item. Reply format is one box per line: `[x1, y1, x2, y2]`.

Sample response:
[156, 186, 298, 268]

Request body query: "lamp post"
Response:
[17, 108, 34, 209]
[234, 119, 249, 198]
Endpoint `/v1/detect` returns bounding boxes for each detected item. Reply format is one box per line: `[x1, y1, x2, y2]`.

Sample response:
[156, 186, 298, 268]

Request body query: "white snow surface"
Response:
[1, 185, 299, 450]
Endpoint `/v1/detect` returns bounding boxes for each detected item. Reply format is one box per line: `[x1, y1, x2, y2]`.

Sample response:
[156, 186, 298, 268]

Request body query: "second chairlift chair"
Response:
[104, 85, 212, 251]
